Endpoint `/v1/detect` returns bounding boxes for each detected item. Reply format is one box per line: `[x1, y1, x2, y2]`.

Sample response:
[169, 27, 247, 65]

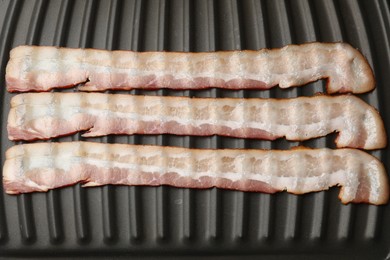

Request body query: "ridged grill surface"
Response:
[0, 0, 390, 259]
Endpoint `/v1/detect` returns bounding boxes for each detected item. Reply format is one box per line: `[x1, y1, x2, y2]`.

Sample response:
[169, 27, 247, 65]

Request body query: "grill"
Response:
[0, 0, 389, 258]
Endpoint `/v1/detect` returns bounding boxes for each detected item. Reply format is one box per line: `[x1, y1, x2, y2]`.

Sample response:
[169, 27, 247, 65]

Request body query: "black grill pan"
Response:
[1, 0, 390, 259]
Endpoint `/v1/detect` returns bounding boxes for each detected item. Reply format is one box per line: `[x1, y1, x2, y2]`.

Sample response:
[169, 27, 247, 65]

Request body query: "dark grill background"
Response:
[0, 0, 389, 259]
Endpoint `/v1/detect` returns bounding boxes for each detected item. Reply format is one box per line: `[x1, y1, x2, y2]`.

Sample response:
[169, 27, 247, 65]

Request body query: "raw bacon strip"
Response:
[3, 142, 388, 204]
[6, 42, 374, 93]
[7, 93, 386, 149]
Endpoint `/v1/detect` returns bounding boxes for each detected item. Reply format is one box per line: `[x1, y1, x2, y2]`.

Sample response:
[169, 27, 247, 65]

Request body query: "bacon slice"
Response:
[7, 93, 386, 149]
[3, 142, 388, 204]
[6, 42, 374, 93]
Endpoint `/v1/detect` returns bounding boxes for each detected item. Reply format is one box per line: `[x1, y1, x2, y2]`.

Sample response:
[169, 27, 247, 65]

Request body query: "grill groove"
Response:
[15, 0, 50, 246]
[100, 0, 122, 245]
[17, 194, 36, 244]
[44, 0, 72, 245]
[71, 0, 97, 245]
[26, 0, 48, 45]
[129, 186, 141, 242]
[0, 0, 23, 245]
[125, 0, 143, 245]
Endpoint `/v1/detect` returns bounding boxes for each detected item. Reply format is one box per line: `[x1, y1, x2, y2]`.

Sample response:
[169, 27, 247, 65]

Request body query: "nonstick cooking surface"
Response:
[0, 0, 390, 259]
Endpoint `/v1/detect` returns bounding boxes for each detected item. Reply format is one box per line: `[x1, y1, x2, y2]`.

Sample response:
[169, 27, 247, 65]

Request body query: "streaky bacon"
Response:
[6, 42, 374, 93]
[7, 93, 386, 149]
[3, 142, 388, 204]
